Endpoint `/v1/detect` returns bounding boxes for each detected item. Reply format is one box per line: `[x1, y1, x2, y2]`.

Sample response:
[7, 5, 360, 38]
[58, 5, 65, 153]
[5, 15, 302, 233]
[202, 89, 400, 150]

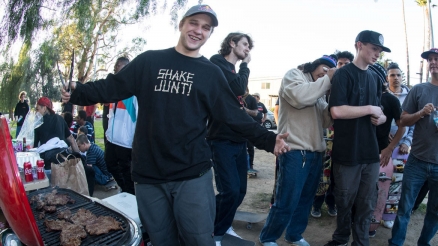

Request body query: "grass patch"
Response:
[94, 119, 104, 139]
[93, 119, 105, 150]
[251, 192, 272, 210]
[417, 203, 427, 214]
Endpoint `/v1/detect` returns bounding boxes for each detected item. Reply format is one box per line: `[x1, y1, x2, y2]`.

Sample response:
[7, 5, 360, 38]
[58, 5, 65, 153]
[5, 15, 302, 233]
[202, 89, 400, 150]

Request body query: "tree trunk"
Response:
[402, 0, 410, 87]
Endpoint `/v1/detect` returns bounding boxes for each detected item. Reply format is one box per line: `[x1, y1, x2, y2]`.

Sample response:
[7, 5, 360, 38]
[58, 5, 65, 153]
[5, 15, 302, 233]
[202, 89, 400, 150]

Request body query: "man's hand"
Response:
[61, 81, 77, 103]
[274, 132, 290, 156]
[327, 68, 337, 80]
[399, 143, 409, 154]
[371, 114, 386, 126]
[369, 105, 383, 118]
[243, 53, 251, 63]
[419, 103, 435, 117]
[380, 148, 392, 167]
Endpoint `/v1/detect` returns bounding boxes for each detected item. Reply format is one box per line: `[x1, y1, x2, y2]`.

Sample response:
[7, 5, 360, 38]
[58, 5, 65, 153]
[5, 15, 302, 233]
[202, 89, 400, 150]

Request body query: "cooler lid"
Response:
[0, 116, 43, 245]
[103, 192, 141, 227]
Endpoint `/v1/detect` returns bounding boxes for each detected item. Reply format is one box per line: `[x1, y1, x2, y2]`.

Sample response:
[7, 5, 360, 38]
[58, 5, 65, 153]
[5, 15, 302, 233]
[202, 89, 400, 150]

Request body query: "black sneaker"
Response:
[369, 230, 376, 238]
[324, 240, 348, 246]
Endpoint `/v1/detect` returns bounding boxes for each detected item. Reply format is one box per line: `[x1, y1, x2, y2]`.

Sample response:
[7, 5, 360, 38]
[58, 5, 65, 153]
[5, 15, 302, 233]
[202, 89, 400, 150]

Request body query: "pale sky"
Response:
[119, 0, 438, 85]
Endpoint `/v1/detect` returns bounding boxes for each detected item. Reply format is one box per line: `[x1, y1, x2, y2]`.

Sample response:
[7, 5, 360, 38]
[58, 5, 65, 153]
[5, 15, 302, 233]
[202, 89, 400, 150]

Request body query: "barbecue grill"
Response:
[0, 116, 142, 246]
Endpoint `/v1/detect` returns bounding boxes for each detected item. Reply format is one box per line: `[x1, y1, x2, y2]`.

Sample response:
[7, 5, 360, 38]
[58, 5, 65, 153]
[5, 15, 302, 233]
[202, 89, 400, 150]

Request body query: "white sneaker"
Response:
[226, 226, 242, 239]
[383, 220, 394, 229]
[215, 241, 221, 246]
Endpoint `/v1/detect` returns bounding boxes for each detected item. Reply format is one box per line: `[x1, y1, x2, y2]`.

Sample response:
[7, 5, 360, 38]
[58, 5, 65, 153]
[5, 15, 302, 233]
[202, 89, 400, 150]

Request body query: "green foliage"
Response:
[1, 0, 43, 45]
[0, 43, 32, 115]
[0, 0, 195, 115]
[25, 40, 61, 104]
[1, 0, 198, 47]
[416, 0, 428, 6]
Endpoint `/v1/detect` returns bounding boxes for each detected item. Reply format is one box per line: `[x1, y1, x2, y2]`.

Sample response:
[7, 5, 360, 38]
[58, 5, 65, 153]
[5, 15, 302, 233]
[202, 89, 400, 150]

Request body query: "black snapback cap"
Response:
[355, 30, 391, 53]
[421, 48, 438, 59]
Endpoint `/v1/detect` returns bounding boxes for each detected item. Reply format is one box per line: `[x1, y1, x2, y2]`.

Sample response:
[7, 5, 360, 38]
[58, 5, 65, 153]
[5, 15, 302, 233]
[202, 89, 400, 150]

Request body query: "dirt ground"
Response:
[230, 149, 437, 246]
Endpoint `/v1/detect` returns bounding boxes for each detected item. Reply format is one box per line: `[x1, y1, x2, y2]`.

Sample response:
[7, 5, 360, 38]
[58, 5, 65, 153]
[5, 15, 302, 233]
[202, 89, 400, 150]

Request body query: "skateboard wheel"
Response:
[246, 222, 252, 229]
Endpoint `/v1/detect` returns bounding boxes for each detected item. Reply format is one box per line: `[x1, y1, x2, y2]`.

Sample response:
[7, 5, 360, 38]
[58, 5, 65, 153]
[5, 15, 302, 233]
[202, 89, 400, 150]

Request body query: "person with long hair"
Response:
[207, 32, 254, 244]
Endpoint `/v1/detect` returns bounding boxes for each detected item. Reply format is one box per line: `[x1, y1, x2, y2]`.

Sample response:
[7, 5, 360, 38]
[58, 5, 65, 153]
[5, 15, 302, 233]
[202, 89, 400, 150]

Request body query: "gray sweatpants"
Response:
[332, 162, 379, 246]
[135, 169, 215, 246]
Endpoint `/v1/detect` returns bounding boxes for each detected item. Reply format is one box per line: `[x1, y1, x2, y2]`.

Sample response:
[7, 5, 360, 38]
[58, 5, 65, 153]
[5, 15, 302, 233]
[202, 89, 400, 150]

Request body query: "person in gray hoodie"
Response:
[387, 63, 413, 155]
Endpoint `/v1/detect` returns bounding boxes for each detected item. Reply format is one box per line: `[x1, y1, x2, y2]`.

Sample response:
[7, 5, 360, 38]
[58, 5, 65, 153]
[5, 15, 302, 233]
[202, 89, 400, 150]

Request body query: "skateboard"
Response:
[233, 210, 268, 229]
[383, 148, 408, 221]
[221, 234, 255, 246]
[370, 158, 394, 231]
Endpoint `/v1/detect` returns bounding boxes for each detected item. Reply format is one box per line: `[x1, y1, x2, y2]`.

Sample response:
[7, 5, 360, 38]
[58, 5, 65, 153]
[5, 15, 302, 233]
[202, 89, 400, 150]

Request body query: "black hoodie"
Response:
[207, 54, 252, 142]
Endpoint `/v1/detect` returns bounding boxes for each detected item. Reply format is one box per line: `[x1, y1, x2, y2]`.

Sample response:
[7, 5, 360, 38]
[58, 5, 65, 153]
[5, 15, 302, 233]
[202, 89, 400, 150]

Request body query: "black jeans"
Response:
[104, 141, 134, 194]
[332, 162, 379, 245]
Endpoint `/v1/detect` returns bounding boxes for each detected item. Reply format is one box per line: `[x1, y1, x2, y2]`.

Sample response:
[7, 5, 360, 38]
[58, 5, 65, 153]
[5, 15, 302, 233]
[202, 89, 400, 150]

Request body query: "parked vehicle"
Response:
[263, 110, 277, 129]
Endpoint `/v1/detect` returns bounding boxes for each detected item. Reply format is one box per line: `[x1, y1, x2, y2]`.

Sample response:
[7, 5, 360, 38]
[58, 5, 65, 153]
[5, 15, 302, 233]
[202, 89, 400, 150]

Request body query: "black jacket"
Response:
[207, 54, 253, 142]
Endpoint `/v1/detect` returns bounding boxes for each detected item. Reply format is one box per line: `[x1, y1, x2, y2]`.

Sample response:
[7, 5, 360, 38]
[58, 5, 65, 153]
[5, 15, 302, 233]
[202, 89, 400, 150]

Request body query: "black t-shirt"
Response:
[329, 63, 382, 165]
[69, 48, 276, 184]
[376, 92, 402, 151]
[257, 102, 268, 123]
[34, 113, 72, 147]
[245, 95, 260, 123]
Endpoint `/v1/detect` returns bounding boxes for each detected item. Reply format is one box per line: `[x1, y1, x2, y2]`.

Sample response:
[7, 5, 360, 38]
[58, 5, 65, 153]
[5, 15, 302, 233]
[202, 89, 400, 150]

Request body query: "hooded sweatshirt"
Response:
[389, 86, 414, 147]
[278, 68, 332, 152]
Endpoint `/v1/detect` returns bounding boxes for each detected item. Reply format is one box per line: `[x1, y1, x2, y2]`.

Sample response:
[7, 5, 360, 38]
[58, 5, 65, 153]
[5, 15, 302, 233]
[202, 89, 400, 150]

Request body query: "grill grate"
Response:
[27, 187, 131, 246]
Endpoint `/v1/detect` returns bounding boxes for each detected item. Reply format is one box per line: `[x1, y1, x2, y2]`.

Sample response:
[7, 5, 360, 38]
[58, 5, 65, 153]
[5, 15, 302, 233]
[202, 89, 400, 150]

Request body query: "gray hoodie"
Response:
[390, 86, 414, 147]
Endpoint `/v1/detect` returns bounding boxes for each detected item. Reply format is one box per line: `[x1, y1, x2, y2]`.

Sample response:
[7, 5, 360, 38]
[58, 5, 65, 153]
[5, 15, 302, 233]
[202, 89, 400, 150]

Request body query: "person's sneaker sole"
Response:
[285, 238, 310, 246]
[311, 211, 321, 218]
[328, 210, 337, 217]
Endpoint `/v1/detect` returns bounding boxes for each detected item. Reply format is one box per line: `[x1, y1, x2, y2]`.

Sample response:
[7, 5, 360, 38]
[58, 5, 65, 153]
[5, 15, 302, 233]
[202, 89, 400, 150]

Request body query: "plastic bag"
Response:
[17, 111, 44, 148]
[51, 153, 89, 196]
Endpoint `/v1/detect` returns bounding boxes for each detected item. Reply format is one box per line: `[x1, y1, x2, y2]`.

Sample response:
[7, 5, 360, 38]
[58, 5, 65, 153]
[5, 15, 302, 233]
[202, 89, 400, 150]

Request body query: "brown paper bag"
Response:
[51, 154, 89, 196]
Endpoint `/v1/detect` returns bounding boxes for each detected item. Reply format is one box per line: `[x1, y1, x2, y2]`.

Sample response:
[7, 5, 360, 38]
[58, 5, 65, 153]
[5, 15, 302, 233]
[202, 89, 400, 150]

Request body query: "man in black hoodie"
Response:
[207, 32, 254, 244]
[61, 5, 289, 246]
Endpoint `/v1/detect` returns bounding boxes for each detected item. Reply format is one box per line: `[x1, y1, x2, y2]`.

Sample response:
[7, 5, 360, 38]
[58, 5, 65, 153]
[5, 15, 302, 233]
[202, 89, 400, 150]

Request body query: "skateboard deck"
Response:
[234, 210, 268, 229]
[221, 234, 255, 246]
[370, 158, 394, 231]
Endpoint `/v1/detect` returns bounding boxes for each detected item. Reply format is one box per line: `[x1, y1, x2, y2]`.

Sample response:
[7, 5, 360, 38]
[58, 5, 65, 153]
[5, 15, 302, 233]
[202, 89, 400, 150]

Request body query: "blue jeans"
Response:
[15, 126, 22, 138]
[208, 139, 248, 240]
[92, 165, 112, 185]
[389, 155, 438, 246]
[260, 150, 323, 243]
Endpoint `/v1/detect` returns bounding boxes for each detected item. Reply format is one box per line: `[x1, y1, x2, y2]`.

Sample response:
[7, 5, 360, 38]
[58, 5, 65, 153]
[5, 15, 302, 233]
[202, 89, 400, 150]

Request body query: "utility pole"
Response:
[429, 0, 435, 47]
[418, 60, 424, 84]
